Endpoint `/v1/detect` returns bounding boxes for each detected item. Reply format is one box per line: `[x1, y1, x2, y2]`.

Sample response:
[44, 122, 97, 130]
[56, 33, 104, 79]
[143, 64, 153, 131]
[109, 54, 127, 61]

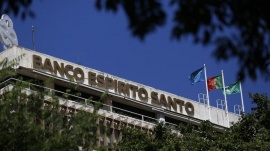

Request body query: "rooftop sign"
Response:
[32, 54, 195, 116]
[0, 46, 240, 127]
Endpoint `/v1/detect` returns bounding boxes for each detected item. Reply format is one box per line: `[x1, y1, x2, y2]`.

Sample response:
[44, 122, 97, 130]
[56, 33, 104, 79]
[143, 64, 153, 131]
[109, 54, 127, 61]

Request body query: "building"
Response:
[0, 14, 240, 148]
[0, 45, 241, 146]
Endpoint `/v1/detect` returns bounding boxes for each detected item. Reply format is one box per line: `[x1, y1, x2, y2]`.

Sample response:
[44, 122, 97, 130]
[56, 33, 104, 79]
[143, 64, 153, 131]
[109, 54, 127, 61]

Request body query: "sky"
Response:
[4, 0, 269, 114]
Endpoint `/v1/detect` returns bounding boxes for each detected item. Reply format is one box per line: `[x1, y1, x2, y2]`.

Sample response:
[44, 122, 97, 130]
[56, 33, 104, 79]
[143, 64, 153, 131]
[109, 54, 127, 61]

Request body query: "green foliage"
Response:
[0, 79, 103, 150]
[115, 125, 151, 151]
[0, 80, 42, 150]
[223, 93, 270, 150]
[0, 58, 104, 150]
[116, 122, 183, 151]
[116, 93, 270, 151]
[0, 54, 25, 81]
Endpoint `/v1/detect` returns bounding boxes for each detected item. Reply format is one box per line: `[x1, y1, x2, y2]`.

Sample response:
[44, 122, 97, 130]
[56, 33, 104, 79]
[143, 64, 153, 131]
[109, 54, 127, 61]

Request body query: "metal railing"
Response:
[0, 78, 179, 128]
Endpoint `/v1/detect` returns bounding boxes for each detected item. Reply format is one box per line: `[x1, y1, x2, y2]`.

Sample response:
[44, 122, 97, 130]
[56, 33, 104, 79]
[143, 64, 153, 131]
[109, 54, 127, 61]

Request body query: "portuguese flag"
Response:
[207, 75, 223, 91]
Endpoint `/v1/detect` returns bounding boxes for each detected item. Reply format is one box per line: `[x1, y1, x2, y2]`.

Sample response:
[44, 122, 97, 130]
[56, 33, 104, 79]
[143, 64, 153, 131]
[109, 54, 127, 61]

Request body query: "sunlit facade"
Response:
[0, 46, 241, 148]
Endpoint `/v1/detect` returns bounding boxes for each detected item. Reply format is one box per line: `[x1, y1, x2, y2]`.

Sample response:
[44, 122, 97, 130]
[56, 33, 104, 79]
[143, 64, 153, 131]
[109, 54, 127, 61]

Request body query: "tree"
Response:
[0, 58, 106, 150]
[115, 122, 183, 151]
[221, 93, 270, 150]
[0, 0, 34, 19]
[115, 125, 151, 150]
[116, 93, 270, 150]
[95, 0, 270, 82]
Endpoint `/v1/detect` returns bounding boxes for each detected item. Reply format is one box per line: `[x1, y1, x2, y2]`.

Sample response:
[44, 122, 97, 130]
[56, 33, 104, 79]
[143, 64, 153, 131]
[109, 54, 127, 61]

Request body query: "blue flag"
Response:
[189, 67, 205, 85]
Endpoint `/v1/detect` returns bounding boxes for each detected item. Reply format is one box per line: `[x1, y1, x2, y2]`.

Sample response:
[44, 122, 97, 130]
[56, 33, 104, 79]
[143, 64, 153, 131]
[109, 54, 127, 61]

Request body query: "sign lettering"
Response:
[33, 54, 195, 115]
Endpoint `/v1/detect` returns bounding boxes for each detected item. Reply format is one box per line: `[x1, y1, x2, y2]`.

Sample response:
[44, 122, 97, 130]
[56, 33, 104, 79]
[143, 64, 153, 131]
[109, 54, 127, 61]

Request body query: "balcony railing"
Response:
[0, 78, 179, 130]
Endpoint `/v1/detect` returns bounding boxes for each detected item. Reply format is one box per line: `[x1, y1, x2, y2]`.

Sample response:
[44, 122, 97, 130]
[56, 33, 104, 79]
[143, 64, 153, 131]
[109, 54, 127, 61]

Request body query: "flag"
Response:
[225, 81, 240, 95]
[188, 67, 205, 85]
[207, 75, 223, 91]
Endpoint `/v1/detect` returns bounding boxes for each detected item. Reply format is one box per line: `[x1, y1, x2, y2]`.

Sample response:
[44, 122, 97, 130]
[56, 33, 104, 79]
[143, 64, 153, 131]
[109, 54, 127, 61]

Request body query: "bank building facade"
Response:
[0, 14, 240, 149]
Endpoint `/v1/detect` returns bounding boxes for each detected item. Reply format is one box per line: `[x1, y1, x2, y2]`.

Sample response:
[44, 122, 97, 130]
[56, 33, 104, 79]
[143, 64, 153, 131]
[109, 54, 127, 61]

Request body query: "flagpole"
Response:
[221, 70, 230, 127]
[239, 81, 245, 113]
[204, 64, 211, 121]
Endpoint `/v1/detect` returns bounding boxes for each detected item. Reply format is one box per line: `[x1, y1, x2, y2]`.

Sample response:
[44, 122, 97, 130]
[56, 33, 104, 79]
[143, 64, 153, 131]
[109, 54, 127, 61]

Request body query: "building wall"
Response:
[0, 46, 240, 128]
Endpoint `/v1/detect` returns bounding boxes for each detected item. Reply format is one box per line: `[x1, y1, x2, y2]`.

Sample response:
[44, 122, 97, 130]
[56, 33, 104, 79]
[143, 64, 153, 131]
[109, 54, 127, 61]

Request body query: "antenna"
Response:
[31, 25, 35, 51]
